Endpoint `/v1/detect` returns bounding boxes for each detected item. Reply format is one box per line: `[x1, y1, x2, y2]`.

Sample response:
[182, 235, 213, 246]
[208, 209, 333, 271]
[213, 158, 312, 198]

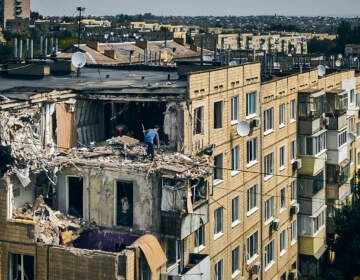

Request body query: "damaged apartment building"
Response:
[0, 69, 214, 280]
[2, 63, 359, 280]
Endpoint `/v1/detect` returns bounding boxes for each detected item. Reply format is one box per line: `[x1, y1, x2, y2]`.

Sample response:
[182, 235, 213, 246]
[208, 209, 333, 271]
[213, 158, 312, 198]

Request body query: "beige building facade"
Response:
[0, 0, 30, 29]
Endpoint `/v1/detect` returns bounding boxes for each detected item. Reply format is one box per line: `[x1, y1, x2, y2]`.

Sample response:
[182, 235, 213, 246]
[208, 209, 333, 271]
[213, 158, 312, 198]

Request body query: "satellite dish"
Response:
[317, 65, 326, 77]
[337, 53, 343, 60]
[236, 121, 250, 137]
[335, 60, 341, 67]
[71, 52, 86, 68]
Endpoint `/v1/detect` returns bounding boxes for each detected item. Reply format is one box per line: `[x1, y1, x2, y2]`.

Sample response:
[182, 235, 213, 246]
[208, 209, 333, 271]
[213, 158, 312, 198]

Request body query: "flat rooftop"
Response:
[0, 67, 187, 93]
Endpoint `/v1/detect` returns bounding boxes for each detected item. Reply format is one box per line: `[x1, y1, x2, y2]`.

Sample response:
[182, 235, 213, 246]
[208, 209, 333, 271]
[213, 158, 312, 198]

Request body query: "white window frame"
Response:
[214, 153, 224, 185]
[214, 207, 223, 239]
[232, 246, 241, 278]
[194, 223, 205, 252]
[214, 101, 223, 129]
[280, 229, 287, 255]
[231, 146, 240, 175]
[264, 152, 274, 180]
[290, 180, 297, 203]
[290, 99, 296, 121]
[231, 95, 239, 124]
[264, 239, 275, 270]
[264, 107, 274, 134]
[338, 129, 347, 147]
[247, 184, 258, 215]
[246, 231, 258, 263]
[246, 138, 258, 166]
[279, 145, 285, 170]
[265, 196, 275, 223]
[246, 91, 257, 118]
[215, 259, 224, 280]
[291, 220, 297, 245]
[279, 103, 285, 127]
[232, 196, 240, 227]
[290, 140, 296, 162]
[280, 188, 286, 211]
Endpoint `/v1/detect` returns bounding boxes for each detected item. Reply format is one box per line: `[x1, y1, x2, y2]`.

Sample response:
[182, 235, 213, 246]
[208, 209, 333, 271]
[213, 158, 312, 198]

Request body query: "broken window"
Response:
[193, 106, 204, 135]
[8, 253, 34, 280]
[116, 181, 133, 227]
[68, 176, 83, 218]
[214, 101, 223, 129]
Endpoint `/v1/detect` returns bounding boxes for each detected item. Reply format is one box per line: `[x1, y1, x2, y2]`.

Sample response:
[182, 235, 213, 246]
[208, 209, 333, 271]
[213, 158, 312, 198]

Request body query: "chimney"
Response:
[173, 37, 185, 46]
[190, 44, 198, 52]
[87, 41, 100, 51]
[104, 49, 117, 59]
[136, 40, 148, 50]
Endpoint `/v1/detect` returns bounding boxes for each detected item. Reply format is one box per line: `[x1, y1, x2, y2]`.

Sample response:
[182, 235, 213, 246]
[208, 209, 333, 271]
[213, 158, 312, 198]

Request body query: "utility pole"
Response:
[77, 7, 85, 49]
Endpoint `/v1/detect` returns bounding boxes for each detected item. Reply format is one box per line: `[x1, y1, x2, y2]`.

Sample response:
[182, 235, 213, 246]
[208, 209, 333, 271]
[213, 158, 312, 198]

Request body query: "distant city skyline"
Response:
[31, 0, 360, 17]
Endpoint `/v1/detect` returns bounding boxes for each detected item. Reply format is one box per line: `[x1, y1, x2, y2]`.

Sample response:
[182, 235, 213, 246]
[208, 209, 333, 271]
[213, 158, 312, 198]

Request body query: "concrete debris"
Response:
[12, 196, 82, 245]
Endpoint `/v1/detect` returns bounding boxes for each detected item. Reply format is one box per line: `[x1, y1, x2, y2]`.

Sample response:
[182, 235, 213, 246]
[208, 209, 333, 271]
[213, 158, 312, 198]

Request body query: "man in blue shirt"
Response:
[143, 125, 160, 160]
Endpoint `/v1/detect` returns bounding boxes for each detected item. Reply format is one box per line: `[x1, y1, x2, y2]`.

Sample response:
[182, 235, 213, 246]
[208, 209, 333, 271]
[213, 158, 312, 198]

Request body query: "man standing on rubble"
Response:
[143, 125, 160, 160]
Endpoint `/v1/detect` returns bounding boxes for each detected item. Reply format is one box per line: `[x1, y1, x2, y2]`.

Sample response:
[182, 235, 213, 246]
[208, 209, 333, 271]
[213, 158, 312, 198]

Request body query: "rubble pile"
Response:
[51, 136, 212, 179]
[13, 196, 82, 245]
[0, 109, 49, 173]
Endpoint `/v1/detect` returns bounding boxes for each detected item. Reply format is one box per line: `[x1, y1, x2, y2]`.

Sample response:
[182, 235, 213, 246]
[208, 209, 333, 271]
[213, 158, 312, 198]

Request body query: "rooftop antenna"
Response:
[71, 52, 86, 77]
[76, 7, 85, 49]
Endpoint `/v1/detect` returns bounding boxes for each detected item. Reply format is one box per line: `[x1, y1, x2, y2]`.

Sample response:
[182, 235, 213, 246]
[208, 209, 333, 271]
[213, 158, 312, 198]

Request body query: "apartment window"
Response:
[247, 231, 258, 261]
[279, 103, 285, 126]
[232, 246, 240, 276]
[338, 130, 347, 147]
[265, 196, 275, 222]
[214, 101, 223, 129]
[8, 254, 34, 280]
[290, 99, 296, 120]
[214, 207, 223, 236]
[313, 210, 325, 234]
[193, 106, 204, 135]
[299, 132, 326, 156]
[350, 89, 355, 104]
[313, 171, 324, 194]
[264, 108, 274, 132]
[264, 152, 274, 178]
[280, 188, 286, 210]
[265, 240, 275, 268]
[194, 223, 205, 249]
[357, 122, 360, 136]
[280, 229, 286, 253]
[231, 95, 239, 122]
[291, 220, 297, 243]
[246, 91, 257, 116]
[214, 154, 223, 182]
[247, 185, 258, 213]
[215, 259, 224, 280]
[232, 196, 240, 225]
[246, 138, 257, 164]
[291, 140, 296, 161]
[279, 146, 285, 169]
[350, 148, 354, 164]
[231, 146, 240, 172]
[280, 273, 287, 280]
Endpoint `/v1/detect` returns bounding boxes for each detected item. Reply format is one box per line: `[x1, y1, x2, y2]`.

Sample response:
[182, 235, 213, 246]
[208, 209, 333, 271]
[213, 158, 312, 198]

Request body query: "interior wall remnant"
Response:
[56, 102, 77, 149]
[163, 102, 185, 151]
[76, 101, 105, 146]
[44, 103, 56, 154]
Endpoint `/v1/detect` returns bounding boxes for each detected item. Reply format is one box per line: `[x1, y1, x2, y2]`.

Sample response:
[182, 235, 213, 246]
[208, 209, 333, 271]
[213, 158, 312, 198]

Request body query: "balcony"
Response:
[298, 89, 325, 122]
[327, 114, 347, 130]
[181, 254, 210, 279]
[325, 89, 348, 118]
[160, 177, 209, 239]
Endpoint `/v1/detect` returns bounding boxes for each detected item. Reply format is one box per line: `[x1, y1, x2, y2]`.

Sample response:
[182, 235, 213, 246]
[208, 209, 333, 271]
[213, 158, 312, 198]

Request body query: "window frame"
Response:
[247, 184, 258, 215]
[247, 231, 258, 262]
[215, 259, 224, 280]
[193, 106, 204, 135]
[279, 145, 285, 169]
[231, 196, 240, 226]
[246, 138, 258, 165]
[264, 152, 274, 179]
[264, 239, 275, 269]
[280, 229, 287, 255]
[214, 207, 223, 238]
[246, 91, 257, 117]
[265, 196, 275, 222]
[214, 100, 223, 129]
[264, 107, 274, 133]
[279, 103, 285, 127]
[231, 95, 239, 123]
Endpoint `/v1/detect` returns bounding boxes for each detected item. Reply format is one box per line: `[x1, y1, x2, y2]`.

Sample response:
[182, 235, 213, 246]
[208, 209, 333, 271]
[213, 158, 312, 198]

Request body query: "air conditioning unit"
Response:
[290, 203, 300, 216]
[250, 262, 261, 275]
[292, 159, 302, 171]
[271, 219, 280, 231]
[251, 118, 260, 128]
[288, 269, 298, 280]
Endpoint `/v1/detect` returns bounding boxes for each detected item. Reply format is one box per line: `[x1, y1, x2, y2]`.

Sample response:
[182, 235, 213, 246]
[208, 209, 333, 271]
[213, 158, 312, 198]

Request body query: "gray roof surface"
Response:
[0, 68, 187, 93]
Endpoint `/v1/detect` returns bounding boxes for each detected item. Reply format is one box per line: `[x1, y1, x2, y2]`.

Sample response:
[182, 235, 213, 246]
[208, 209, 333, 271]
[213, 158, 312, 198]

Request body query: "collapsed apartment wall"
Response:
[56, 167, 161, 233]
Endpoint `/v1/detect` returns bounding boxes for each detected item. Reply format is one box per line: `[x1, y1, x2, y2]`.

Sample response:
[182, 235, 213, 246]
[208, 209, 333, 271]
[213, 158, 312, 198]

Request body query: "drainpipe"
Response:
[259, 84, 264, 280]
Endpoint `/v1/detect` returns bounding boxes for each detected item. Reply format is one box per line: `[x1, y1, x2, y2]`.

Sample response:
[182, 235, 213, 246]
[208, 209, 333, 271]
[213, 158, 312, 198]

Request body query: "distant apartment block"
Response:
[0, 0, 30, 29]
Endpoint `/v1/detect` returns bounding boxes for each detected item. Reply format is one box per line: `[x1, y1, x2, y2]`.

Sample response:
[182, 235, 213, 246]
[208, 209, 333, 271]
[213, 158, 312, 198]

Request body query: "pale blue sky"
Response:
[31, 0, 360, 17]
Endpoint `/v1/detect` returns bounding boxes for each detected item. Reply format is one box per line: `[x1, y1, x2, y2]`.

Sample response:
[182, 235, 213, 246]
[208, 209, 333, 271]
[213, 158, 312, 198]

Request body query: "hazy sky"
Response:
[31, 0, 360, 17]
